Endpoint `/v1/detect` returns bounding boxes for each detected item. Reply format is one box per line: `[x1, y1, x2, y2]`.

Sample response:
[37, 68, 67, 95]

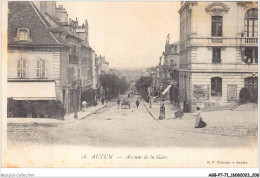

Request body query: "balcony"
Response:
[242, 37, 258, 45]
[69, 55, 79, 64]
[189, 63, 258, 72]
[211, 38, 223, 43]
[186, 37, 258, 47]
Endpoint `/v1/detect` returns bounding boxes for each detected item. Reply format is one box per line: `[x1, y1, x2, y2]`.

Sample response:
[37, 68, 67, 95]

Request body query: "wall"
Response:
[7, 49, 62, 100]
[190, 72, 258, 111]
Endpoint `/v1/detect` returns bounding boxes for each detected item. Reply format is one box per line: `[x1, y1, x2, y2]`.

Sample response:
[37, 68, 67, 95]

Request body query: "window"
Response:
[245, 77, 258, 101]
[212, 48, 221, 63]
[77, 67, 81, 80]
[212, 16, 222, 37]
[244, 47, 258, 64]
[36, 59, 46, 78]
[17, 59, 27, 78]
[16, 28, 30, 41]
[19, 30, 28, 40]
[211, 77, 222, 96]
[71, 45, 77, 56]
[245, 9, 258, 37]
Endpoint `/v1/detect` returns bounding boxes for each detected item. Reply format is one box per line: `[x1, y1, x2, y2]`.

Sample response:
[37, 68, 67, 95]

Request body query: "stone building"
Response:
[34, 2, 97, 112]
[97, 55, 110, 75]
[178, 1, 258, 112]
[7, 1, 66, 116]
[158, 37, 180, 102]
[7, 1, 96, 116]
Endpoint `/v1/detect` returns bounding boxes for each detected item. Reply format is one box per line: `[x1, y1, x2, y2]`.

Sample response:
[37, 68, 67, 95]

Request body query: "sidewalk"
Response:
[143, 99, 181, 120]
[7, 102, 109, 124]
[64, 103, 107, 121]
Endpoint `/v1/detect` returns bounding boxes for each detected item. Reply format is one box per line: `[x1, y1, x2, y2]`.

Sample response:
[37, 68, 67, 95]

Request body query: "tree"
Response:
[99, 74, 129, 99]
[135, 76, 153, 101]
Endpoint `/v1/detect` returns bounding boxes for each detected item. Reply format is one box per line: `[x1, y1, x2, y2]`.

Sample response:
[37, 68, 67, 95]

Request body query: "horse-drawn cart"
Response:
[121, 99, 130, 109]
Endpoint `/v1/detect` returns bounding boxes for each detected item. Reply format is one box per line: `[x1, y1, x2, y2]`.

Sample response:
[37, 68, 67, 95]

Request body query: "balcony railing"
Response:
[244, 38, 258, 44]
[211, 38, 223, 43]
[186, 37, 258, 47]
[69, 55, 79, 64]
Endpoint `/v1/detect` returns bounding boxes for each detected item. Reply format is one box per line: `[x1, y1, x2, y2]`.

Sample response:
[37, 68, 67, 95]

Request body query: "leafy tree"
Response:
[99, 74, 129, 99]
[135, 76, 152, 101]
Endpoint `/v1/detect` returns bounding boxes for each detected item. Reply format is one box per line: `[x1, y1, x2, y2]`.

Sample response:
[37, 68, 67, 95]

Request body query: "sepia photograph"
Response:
[1, 0, 259, 174]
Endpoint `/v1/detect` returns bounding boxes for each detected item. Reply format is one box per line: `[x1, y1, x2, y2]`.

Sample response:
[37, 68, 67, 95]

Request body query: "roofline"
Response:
[178, 1, 191, 14]
[8, 44, 67, 48]
[30, 2, 63, 45]
[66, 33, 83, 41]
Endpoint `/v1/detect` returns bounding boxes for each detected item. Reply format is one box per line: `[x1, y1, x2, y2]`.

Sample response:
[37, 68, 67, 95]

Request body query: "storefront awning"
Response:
[162, 80, 178, 95]
[162, 84, 172, 95]
[7, 81, 56, 100]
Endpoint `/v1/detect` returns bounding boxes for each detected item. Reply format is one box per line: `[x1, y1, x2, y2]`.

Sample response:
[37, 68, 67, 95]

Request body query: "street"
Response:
[7, 95, 257, 148]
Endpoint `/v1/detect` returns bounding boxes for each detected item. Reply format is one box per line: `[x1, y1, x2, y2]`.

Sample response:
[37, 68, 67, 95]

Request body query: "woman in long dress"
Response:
[194, 107, 207, 128]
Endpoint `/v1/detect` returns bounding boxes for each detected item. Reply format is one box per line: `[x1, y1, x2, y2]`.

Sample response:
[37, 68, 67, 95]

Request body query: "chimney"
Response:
[39, 1, 57, 18]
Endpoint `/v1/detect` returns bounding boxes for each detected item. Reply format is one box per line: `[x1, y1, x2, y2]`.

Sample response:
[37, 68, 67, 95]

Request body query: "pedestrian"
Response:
[117, 98, 121, 109]
[194, 107, 207, 128]
[101, 97, 105, 105]
[159, 103, 165, 120]
[94, 99, 97, 106]
[82, 101, 87, 112]
[128, 93, 130, 98]
[136, 99, 140, 108]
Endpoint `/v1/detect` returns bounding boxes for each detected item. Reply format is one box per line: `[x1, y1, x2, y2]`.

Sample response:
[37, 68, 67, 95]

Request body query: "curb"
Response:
[81, 105, 107, 120]
[141, 98, 157, 120]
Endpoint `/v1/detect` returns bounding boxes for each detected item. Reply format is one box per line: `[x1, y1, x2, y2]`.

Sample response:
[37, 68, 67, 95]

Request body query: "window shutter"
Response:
[73, 67, 77, 80]
[41, 60, 46, 78]
[17, 60, 21, 78]
[22, 60, 27, 78]
[77, 67, 81, 80]
[36, 59, 40, 77]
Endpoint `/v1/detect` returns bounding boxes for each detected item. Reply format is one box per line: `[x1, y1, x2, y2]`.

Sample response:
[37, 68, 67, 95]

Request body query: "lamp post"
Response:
[74, 84, 78, 119]
[149, 87, 153, 108]
[159, 85, 165, 120]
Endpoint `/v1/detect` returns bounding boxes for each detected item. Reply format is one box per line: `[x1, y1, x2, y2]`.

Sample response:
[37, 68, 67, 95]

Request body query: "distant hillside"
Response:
[116, 68, 147, 83]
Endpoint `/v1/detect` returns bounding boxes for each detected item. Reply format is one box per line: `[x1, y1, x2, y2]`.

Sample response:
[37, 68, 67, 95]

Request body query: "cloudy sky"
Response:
[57, 1, 180, 68]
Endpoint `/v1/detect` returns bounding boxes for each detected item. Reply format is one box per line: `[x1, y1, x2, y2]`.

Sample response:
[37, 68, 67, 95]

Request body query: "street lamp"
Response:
[159, 85, 165, 120]
[74, 84, 78, 119]
[149, 87, 152, 108]
[159, 85, 163, 104]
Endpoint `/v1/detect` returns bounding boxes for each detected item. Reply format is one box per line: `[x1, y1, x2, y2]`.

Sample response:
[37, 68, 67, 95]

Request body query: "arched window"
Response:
[245, 8, 258, 37]
[244, 77, 258, 102]
[211, 77, 222, 96]
[245, 77, 258, 93]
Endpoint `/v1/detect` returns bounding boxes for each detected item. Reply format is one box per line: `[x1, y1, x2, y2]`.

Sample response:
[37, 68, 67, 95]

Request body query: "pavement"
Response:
[142, 99, 181, 120]
[64, 101, 109, 121]
[7, 101, 114, 125]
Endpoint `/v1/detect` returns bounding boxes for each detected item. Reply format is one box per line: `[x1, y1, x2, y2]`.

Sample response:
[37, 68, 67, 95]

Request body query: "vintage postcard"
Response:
[1, 0, 258, 171]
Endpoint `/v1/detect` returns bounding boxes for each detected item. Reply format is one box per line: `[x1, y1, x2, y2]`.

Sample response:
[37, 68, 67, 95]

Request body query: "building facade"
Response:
[7, 1, 96, 116]
[179, 1, 258, 111]
[7, 1, 66, 117]
[158, 37, 180, 102]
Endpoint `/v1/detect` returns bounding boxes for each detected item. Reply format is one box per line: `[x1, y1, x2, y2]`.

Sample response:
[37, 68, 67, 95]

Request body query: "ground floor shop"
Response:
[179, 71, 258, 112]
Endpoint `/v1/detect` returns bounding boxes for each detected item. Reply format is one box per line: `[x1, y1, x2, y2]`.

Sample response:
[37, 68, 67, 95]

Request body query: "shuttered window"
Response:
[36, 59, 46, 78]
[17, 59, 27, 78]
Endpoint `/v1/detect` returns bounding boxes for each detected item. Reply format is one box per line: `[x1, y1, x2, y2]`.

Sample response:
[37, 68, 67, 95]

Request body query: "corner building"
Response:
[178, 1, 258, 111]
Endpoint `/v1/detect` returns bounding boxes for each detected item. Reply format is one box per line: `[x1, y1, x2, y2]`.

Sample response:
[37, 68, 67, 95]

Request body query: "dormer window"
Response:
[19, 29, 28, 40]
[15, 28, 31, 42]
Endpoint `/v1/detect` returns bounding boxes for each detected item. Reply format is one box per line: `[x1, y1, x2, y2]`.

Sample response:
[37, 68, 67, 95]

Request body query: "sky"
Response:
[57, 1, 180, 69]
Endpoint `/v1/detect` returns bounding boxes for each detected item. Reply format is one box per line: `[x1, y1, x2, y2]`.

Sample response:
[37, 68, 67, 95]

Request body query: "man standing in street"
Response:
[101, 97, 105, 105]
[117, 98, 121, 109]
[136, 99, 140, 108]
